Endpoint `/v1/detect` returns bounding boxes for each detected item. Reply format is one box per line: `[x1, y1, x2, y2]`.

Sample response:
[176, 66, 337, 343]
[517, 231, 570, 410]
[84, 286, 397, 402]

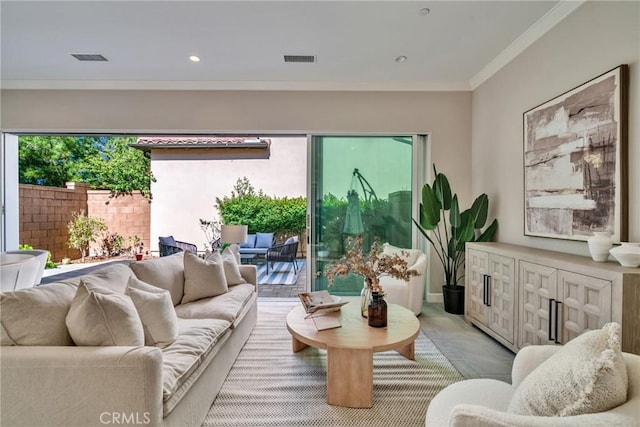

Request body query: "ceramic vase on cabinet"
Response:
[587, 232, 613, 262]
[609, 243, 640, 268]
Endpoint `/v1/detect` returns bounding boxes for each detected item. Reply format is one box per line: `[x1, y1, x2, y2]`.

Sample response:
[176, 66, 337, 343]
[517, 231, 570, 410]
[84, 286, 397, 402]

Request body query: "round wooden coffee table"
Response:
[286, 298, 420, 408]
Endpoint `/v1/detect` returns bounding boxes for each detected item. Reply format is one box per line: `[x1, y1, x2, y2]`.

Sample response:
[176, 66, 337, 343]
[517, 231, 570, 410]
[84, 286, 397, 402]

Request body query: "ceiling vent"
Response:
[70, 53, 108, 61]
[283, 55, 316, 63]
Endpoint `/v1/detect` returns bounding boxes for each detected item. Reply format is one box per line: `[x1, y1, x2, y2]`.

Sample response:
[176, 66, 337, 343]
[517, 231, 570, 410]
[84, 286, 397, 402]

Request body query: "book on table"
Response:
[297, 291, 345, 331]
[298, 290, 348, 315]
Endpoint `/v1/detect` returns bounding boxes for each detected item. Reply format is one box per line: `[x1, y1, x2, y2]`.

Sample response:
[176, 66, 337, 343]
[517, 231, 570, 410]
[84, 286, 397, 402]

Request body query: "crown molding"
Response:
[469, 0, 585, 90]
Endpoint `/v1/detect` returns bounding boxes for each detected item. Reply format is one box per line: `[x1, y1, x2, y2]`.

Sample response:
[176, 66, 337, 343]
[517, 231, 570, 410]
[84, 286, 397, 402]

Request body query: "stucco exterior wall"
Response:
[150, 137, 306, 252]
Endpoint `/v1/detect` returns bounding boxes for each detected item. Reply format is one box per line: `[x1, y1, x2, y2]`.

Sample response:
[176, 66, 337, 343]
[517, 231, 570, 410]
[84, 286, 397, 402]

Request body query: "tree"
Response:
[18, 136, 98, 187]
[18, 135, 155, 198]
[67, 210, 107, 263]
[84, 137, 156, 199]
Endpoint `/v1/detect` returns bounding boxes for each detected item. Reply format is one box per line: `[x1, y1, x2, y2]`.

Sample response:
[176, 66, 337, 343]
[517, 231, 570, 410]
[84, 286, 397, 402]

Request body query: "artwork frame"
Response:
[523, 65, 628, 243]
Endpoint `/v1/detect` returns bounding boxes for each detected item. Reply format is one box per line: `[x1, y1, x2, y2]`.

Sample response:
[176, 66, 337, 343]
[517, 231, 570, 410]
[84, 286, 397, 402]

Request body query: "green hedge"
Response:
[218, 194, 306, 241]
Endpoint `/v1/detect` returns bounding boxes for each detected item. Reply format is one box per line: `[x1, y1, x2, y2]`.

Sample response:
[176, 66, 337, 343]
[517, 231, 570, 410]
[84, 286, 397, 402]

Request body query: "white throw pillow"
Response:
[508, 322, 628, 417]
[130, 252, 185, 306]
[382, 242, 421, 267]
[126, 276, 179, 347]
[66, 280, 144, 346]
[182, 251, 228, 304]
[0, 282, 77, 346]
[214, 247, 247, 286]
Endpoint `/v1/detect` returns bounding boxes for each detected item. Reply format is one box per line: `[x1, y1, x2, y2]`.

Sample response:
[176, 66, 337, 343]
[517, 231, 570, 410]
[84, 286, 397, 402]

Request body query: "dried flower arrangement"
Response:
[323, 236, 418, 293]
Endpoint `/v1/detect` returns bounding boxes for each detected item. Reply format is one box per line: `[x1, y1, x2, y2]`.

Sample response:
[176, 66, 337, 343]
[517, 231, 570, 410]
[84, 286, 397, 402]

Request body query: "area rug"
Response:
[257, 260, 304, 285]
[202, 305, 463, 427]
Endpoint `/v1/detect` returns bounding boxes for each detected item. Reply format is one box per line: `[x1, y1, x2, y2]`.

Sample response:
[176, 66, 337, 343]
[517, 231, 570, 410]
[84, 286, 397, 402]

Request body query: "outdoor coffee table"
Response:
[286, 298, 420, 408]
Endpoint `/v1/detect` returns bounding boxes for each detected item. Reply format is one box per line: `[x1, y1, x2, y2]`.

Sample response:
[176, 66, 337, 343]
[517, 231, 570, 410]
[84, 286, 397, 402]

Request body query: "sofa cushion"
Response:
[255, 232, 274, 248]
[66, 280, 144, 346]
[130, 252, 185, 306]
[240, 234, 256, 248]
[175, 283, 255, 325]
[508, 322, 628, 417]
[161, 317, 232, 415]
[127, 276, 179, 348]
[218, 248, 247, 286]
[57, 262, 135, 294]
[182, 251, 228, 304]
[0, 282, 77, 346]
[237, 248, 268, 255]
[382, 242, 421, 267]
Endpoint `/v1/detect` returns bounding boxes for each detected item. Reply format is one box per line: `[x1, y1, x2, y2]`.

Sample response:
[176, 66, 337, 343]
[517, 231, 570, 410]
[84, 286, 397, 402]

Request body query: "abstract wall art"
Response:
[523, 65, 628, 242]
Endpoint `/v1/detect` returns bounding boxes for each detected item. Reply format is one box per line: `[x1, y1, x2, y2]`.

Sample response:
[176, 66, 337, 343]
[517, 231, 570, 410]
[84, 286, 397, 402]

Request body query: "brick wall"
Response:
[19, 182, 89, 261]
[19, 183, 150, 262]
[86, 190, 151, 255]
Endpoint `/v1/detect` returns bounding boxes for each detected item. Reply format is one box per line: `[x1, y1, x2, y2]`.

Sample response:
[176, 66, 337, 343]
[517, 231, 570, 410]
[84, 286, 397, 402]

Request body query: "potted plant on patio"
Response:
[128, 235, 144, 260]
[413, 166, 498, 314]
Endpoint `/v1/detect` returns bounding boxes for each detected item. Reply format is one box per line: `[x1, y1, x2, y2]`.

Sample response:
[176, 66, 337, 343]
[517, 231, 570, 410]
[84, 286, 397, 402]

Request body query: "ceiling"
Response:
[1, 1, 581, 91]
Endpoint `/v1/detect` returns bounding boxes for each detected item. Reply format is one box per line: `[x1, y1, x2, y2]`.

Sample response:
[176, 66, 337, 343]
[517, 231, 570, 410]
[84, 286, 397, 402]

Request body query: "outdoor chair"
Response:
[266, 236, 299, 273]
[158, 235, 197, 257]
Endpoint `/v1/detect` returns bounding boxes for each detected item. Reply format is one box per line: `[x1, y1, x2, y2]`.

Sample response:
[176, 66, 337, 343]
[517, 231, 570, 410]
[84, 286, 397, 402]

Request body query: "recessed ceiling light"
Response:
[419, 7, 430, 16]
[189, 55, 200, 63]
[395, 56, 407, 63]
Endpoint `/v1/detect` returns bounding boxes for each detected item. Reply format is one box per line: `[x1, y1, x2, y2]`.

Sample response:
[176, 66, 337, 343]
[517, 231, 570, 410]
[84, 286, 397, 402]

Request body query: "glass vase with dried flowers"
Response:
[323, 236, 418, 320]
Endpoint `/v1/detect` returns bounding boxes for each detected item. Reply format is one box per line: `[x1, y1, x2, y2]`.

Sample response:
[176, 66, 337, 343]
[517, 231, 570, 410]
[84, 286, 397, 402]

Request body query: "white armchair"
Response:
[379, 246, 427, 316]
[425, 345, 640, 427]
[4, 250, 49, 285]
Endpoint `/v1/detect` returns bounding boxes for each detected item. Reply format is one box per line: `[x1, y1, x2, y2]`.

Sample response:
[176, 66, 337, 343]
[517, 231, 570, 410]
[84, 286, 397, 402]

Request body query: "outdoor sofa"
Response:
[0, 250, 257, 427]
[238, 232, 275, 256]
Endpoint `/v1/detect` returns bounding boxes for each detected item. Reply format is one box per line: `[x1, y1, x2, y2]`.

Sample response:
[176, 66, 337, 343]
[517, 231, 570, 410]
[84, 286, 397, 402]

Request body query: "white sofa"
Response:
[425, 345, 640, 427]
[379, 244, 427, 315]
[0, 252, 257, 427]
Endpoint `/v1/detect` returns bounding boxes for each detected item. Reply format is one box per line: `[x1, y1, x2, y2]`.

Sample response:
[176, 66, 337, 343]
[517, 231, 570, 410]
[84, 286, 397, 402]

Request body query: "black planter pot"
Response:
[442, 285, 465, 314]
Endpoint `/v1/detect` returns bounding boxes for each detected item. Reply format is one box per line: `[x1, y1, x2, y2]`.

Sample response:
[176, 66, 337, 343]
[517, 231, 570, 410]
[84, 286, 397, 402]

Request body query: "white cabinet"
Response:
[466, 242, 640, 355]
[466, 249, 516, 348]
[519, 262, 612, 348]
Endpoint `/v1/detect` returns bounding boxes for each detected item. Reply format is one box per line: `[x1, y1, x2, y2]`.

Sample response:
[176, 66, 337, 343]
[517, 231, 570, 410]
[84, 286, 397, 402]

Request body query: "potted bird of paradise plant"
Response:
[413, 166, 498, 314]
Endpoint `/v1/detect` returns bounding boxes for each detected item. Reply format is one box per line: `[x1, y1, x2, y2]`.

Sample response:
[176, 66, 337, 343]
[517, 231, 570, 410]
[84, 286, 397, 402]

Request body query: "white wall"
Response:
[472, 1, 640, 256]
[0, 89, 472, 297]
[151, 137, 306, 251]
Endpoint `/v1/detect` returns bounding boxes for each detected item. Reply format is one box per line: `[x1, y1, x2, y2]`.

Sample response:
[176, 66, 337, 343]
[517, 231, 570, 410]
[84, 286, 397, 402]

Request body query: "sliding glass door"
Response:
[308, 135, 417, 295]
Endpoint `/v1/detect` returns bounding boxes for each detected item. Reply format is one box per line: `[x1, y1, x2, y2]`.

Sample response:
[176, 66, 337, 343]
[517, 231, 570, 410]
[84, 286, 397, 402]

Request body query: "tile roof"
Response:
[132, 136, 270, 148]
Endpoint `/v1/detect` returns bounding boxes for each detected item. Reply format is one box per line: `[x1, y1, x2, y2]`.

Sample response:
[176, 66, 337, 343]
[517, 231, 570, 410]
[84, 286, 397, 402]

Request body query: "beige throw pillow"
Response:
[214, 248, 247, 286]
[0, 282, 77, 346]
[126, 276, 179, 347]
[66, 280, 144, 346]
[182, 251, 228, 304]
[508, 322, 628, 417]
[130, 252, 185, 306]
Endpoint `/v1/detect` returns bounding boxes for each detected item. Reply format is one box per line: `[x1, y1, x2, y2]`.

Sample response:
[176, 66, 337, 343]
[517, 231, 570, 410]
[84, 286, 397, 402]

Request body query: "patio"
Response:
[40, 258, 306, 298]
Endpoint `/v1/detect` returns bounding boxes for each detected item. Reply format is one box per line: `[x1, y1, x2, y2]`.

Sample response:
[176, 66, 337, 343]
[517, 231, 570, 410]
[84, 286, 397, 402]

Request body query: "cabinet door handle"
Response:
[548, 298, 555, 341]
[554, 300, 562, 344]
[482, 275, 487, 305]
[486, 275, 491, 307]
